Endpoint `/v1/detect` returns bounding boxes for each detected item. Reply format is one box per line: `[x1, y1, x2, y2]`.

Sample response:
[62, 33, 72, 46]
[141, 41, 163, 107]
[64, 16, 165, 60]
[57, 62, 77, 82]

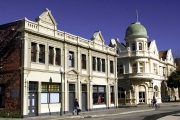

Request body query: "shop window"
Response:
[93, 86, 106, 104]
[41, 83, 60, 103]
[118, 87, 125, 99]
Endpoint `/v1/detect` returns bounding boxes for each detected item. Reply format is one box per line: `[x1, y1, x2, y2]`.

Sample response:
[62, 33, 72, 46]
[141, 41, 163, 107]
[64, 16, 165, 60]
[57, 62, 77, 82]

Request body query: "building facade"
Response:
[110, 22, 179, 105]
[0, 9, 117, 117]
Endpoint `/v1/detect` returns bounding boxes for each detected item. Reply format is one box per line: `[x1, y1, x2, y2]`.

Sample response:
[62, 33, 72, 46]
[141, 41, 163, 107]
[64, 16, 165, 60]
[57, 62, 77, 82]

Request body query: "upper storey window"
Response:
[139, 43, 142, 50]
[31, 42, 37, 62]
[49, 47, 54, 65]
[69, 51, 74, 67]
[110, 60, 114, 73]
[55, 48, 61, 66]
[102, 59, 105, 72]
[132, 43, 136, 51]
[153, 63, 158, 74]
[139, 62, 144, 73]
[39, 44, 45, 63]
[81, 54, 86, 69]
[132, 63, 137, 73]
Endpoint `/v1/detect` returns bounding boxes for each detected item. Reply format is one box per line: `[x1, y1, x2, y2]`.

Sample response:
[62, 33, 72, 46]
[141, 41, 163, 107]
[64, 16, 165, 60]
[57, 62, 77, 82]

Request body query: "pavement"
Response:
[1, 102, 180, 120]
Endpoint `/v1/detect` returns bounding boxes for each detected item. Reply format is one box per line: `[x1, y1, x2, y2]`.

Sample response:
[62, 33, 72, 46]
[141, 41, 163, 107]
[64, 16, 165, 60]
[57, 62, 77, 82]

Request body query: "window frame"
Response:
[31, 42, 37, 62]
[81, 54, 86, 69]
[55, 48, 61, 66]
[110, 60, 114, 73]
[39, 44, 45, 63]
[93, 85, 106, 105]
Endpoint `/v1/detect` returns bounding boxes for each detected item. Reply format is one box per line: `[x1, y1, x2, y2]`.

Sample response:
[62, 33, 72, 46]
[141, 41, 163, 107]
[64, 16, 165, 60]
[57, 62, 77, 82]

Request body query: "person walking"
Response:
[72, 99, 80, 115]
[152, 96, 157, 108]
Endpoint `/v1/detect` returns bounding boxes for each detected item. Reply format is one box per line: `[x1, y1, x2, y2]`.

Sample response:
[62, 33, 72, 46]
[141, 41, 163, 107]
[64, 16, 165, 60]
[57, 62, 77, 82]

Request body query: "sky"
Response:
[0, 0, 180, 56]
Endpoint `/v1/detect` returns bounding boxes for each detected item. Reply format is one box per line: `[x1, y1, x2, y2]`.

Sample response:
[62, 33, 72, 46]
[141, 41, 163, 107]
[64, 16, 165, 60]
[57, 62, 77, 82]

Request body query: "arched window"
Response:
[132, 43, 136, 51]
[139, 43, 142, 50]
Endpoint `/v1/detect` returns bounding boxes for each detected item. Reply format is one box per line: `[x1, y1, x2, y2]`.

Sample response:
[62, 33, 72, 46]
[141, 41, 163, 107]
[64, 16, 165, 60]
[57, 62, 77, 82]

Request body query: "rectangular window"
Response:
[154, 63, 158, 74]
[110, 61, 114, 73]
[55, 48, 61, 65]
[102, 59, 105, 72]
[92, 57, 96, 71]
[31, 42, 37, 62]
[39, 44, 45, 63]
[69, 51, 74, 67]
[139, 62, 144, 73]
[49, 47, 54, 65]
[81, 54, 86, 69]
[0, 85, 5, 108]
[119, 64, 123, 74]
[93, 85, 106, 104]
[110, 86, 114, 104]
[97, 58, 101, 71]
[41, 83, 60, 103]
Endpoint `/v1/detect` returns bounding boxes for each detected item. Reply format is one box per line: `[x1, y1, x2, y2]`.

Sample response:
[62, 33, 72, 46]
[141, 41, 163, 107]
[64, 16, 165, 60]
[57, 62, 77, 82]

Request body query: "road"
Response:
[66, 104, 180, 120]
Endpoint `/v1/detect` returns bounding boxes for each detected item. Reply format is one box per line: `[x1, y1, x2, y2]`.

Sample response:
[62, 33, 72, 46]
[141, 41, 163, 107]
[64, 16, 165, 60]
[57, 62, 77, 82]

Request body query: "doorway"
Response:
[139, 92, 145, 103]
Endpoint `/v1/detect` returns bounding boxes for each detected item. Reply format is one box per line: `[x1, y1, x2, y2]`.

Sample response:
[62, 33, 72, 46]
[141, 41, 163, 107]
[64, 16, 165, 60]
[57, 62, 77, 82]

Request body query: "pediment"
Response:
[149, 40, 158, 54]
[91, 31, 104, 45]
[66, 69, 79, 75]
[36, 8, 57, 29]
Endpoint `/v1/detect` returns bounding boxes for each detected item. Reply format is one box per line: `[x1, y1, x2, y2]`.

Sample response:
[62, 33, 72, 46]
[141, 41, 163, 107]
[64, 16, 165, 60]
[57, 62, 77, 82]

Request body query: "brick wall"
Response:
[0, 21, 22, 116]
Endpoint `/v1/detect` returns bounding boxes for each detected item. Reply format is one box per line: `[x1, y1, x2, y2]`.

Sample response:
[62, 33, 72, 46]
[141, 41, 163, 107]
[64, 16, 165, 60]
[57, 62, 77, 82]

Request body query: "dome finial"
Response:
[136, 9, 139, 22]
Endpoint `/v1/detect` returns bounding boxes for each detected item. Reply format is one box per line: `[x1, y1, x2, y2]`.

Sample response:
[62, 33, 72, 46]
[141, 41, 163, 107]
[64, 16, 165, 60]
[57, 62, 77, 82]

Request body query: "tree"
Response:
[167, 69, 180, 88]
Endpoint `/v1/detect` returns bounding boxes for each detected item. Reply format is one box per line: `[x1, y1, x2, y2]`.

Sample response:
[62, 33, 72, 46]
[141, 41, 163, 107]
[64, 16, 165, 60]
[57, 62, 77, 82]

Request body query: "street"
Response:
[60, 103, 180, 120]
[1, 102, 179, 120]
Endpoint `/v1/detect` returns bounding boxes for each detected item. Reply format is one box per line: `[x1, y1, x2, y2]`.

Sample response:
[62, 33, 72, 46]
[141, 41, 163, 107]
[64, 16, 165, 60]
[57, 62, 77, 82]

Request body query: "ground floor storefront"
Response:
[118, 79, 180, 106]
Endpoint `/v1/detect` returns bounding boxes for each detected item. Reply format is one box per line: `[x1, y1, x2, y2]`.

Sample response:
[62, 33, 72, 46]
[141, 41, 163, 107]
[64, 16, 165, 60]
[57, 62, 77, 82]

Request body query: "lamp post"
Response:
[60, 67, 64, 116]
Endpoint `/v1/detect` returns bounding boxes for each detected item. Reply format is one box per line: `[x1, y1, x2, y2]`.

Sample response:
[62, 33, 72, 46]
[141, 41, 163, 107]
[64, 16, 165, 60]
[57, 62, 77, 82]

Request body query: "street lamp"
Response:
[59, 66, 64, 116]
[152, 80, 154, 99]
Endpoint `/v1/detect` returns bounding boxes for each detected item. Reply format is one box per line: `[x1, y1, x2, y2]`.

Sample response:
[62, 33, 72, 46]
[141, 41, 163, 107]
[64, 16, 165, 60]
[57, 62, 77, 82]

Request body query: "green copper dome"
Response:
[125, 22, 148, 40]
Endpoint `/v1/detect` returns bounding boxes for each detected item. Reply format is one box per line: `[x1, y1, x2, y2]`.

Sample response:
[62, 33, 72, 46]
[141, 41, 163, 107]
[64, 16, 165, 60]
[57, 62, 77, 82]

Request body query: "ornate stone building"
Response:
[0, 9, 117, 117]
[110, 21, 178, 105]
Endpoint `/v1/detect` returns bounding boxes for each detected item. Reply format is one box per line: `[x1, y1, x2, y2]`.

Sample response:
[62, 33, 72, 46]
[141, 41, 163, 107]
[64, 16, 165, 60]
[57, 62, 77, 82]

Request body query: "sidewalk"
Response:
[24, 105, 153, 120]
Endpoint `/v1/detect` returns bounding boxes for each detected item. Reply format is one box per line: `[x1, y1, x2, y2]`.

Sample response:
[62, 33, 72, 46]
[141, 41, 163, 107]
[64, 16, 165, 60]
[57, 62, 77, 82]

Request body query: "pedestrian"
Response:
[72, 99, 80, 115]
[152, 96, 157, 107]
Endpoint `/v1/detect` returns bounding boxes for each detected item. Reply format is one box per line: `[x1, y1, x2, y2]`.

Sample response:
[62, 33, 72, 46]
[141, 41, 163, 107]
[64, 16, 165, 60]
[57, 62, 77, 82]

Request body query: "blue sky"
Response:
[1, 0, 180, 55]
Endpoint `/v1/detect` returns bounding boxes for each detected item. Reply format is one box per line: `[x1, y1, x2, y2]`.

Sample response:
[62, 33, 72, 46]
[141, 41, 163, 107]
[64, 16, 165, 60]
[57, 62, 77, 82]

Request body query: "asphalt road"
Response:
[66, 104, 180, 120]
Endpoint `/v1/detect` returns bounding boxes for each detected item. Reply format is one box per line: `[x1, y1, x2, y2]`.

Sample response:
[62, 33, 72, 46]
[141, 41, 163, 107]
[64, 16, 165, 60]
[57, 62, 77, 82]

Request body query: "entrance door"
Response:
[69, 84, 75, 112]
[81, 84, 87, 112]
[139, 92, 145, 103]
[28, 82, 38, 116]
[28, 92, 37, 116]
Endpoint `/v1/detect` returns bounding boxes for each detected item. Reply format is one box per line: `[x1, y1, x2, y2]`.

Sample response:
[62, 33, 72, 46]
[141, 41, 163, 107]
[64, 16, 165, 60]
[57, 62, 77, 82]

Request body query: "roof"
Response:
[159, 51, 167, 60]
[125, 22, 148, 40]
